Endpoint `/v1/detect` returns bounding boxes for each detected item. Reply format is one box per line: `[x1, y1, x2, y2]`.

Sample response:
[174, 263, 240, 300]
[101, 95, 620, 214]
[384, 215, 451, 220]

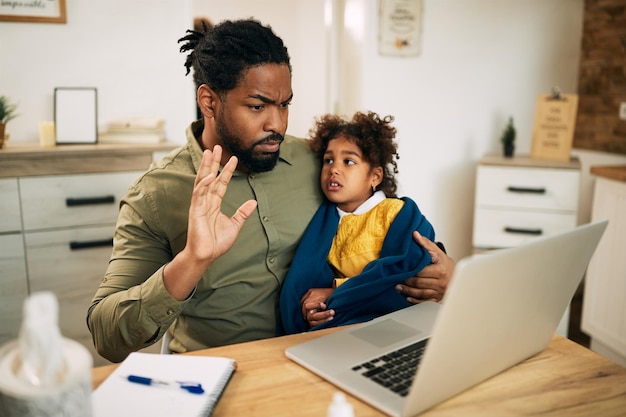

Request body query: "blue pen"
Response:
[125, 374, 205, 394]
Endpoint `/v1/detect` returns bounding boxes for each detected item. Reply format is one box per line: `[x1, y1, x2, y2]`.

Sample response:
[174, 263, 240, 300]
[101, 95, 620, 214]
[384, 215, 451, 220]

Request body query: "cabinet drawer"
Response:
[476, 166, 579, 211]
[0, 178, 21, 233]
[0, 234, 29, 346]
[25, 225, 113, 345]
[473, 208, 577, 248]
[19, 171, 141, 231]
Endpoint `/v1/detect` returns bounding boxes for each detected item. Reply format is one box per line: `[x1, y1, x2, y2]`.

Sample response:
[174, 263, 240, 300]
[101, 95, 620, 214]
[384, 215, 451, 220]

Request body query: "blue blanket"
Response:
[278, 197, 435, 335]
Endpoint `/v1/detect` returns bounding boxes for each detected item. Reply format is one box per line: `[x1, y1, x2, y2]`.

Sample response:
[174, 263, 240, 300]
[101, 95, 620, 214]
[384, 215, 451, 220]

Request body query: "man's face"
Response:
[214, 64, 293, 173]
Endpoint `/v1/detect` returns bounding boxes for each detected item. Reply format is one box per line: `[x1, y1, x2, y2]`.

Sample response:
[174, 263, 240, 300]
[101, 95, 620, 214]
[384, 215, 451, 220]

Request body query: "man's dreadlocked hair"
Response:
[178, 19, 292, 94]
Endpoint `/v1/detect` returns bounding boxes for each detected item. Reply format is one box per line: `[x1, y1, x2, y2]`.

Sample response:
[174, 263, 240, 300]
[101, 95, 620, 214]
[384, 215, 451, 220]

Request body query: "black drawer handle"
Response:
[69, 238, 113, 250]
[507, 186, 546, 194]
[504, 227, 543, 236]
[66, 195, 115, 207]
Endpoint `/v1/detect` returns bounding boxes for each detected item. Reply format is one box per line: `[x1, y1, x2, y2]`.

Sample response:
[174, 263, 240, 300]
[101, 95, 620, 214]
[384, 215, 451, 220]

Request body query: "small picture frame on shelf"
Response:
[54, 87, 98, 145]
[530, 91, 578, 162]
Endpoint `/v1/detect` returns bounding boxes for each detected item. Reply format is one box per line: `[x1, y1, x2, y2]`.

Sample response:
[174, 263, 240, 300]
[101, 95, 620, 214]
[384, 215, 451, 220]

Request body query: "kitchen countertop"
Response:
[0, 141, 178, 177]
[590, 165, 626, 183]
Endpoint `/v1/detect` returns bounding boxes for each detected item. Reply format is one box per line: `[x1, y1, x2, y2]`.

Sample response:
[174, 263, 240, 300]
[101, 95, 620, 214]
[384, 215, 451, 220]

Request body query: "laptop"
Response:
[285, 220, 608, 416]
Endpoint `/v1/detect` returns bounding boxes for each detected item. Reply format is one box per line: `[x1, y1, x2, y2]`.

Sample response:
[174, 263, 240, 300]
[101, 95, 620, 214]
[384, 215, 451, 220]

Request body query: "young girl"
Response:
[279, 111, 435, 334]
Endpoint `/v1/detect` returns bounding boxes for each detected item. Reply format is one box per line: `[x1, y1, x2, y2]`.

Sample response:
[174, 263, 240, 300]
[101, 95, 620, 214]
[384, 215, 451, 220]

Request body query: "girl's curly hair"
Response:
[309, 111, 400, 197]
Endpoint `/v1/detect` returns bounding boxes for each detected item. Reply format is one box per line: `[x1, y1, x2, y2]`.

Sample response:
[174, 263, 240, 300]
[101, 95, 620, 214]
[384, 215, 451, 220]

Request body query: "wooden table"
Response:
[92, 329, 626, 417]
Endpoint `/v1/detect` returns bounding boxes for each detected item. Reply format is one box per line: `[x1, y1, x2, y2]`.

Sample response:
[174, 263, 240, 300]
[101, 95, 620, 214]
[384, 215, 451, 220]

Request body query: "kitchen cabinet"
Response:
[0, 234, 28, 346]
[582, 166, 626, 367]
[0, 142, 176, 366]
[0, 178, 21, 233]
[0, 177, 28, 346]
[472, 154, 581, 336]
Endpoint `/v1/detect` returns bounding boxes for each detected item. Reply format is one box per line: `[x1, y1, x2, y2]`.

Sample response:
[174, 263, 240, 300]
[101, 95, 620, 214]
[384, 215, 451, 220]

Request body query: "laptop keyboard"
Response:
[351, 338, 429, 397]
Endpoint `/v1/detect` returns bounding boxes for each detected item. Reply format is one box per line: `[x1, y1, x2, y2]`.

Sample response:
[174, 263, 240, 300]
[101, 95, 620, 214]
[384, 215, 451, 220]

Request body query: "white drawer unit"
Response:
[472, 154, 581, 337]
[0, 141, 177, 366]
[473, 155, 581, 250]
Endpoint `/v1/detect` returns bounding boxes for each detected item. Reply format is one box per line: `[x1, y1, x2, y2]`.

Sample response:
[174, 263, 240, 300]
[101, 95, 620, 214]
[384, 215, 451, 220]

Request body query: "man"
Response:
[87, 19, 454, 363]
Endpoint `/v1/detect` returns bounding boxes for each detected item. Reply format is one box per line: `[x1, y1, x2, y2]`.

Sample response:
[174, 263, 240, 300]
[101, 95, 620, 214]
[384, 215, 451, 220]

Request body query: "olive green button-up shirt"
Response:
[88, 121, 322, 362]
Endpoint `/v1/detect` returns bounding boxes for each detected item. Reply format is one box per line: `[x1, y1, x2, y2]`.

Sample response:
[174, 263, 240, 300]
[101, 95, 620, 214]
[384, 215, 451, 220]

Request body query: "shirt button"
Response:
[166, 309, 174, 316]
[263, 216, 269, 222]
[268, 257, 275, 264]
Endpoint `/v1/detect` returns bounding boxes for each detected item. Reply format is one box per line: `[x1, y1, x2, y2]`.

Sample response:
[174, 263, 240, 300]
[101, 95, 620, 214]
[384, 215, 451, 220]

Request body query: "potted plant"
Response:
[0, 95, 18, 149]
[500, 116, 516, 158]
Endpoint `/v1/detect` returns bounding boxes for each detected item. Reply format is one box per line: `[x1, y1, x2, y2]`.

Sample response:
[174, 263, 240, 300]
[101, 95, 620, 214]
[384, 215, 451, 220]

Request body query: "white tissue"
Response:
[17, 292, 65, 387]
[0, 291, 93, 417]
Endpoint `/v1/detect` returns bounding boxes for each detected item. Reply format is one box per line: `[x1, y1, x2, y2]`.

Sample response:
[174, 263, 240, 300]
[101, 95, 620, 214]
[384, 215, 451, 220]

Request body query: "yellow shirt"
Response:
[328, 198, 404, 287]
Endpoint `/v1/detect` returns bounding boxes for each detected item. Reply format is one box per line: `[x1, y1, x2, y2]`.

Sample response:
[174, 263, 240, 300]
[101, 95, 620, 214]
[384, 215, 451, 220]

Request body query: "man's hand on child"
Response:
[395, 231, 455, 304]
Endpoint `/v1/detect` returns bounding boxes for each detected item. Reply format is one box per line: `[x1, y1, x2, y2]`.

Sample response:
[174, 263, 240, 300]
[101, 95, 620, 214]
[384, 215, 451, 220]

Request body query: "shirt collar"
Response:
[337, 191, 386, 219]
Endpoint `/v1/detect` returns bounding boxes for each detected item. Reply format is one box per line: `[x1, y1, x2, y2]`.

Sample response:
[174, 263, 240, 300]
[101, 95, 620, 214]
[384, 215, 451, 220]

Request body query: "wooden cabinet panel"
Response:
[0, 234, 28, 346]
[0, 143, 176, 366]
[19, 171, 142, 231]
[582, 175, 626, 364]
[0, 178, 21, 233]
[25, 225, 114, 365]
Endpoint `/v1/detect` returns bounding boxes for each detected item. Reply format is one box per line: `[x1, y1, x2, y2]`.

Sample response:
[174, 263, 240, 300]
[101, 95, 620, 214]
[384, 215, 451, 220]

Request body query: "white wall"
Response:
[196, 0, 623, 260]
[345, 0, 594, 259]
[3, 0, 625, 259]
[0, 0, 195, 144]
[192, 0, 329, 139]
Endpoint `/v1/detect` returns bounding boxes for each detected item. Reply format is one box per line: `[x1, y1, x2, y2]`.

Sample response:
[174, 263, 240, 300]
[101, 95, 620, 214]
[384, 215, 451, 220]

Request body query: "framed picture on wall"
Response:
[378, 0, 423, 57]
[0, 0, 66, 24]
[54, 87, 98, 145]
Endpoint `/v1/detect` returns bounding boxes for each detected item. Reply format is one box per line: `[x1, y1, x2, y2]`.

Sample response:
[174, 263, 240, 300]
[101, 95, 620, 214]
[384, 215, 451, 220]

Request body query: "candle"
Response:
[39, 122, 56, 147]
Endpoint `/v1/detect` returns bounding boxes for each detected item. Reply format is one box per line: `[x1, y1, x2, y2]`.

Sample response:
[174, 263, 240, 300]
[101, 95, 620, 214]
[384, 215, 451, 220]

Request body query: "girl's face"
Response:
[320, 135, 382, 213]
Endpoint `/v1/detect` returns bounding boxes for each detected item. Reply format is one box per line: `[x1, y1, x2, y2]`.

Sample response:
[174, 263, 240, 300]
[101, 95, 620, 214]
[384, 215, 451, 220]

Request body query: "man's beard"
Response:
[215, 115, 283, 173]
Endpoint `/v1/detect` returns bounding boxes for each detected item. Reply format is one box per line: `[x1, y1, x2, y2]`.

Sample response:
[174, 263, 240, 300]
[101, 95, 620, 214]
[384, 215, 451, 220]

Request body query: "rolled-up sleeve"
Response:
[87, 188, 191, 362]
[86, 127, 322, 362]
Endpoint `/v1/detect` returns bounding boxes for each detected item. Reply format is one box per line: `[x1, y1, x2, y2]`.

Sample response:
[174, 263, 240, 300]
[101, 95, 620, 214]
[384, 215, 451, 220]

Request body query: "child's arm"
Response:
[300, 288, 335, 327]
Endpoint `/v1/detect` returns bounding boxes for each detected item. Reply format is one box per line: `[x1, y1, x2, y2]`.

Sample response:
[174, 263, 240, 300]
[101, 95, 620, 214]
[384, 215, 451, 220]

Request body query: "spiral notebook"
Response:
[92, 352, 236, 417]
